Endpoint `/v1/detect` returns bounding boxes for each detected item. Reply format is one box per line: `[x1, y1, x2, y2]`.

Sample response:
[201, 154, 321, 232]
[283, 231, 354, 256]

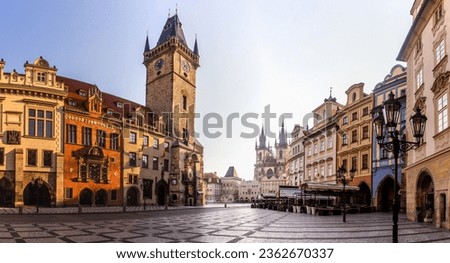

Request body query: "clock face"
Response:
[188, 185, 194, 195]
[181, 59, 190, 73]
[154, 58, 165, 71]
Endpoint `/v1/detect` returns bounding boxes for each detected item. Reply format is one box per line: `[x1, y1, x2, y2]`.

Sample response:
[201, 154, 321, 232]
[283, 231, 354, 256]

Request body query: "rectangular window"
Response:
[64, 188, 73, 199]
[342, 134, 348, 145]
[342, 159, 348, 171]
[163, 159, 169, 172]
[142, 154, 149, 168]
[37, 72, 46, 82]
[438, 92, 448, 132]
[110, 133, 119, 150]
[351, 157, 357, 170]
[97, 130, 106, 148]
[0, 148, 4, 165]
[182, 95, 187, 110]
[82, 127, 92, 146]
[143, 135, 149, 146]
[320, 140, 325, 151]
[352, 130, 357, 143]
[327, 137, 332, 149]
[416, 69, 424, 89]
[111, 190, 118, 201]
[308, 147, 312, 156]
[314, 144, 318, 154]
[320, 165, 324, 177]
[436, 39, 446, 64]
[362, 107, 369, 116]
[152, 157, 159, 170]
[362, 126, 369, 139]
[362, 154, 369, 169]
[43, 150, 52, 167]
[153, 138, 159, 149]
[342, 116, 348, 125]
[130, 132, 137, 144]
[28, 109, 53, 138]
[27, 149, 37, 166]
[352, 112, 358, 121]
[328, 164, 332, 177]
[67, 124, 77, 144]
[129, 152, 137, 167]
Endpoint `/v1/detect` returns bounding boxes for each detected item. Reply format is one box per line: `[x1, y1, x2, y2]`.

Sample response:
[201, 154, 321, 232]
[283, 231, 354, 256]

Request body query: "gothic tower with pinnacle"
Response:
[143, 12, 204, 206]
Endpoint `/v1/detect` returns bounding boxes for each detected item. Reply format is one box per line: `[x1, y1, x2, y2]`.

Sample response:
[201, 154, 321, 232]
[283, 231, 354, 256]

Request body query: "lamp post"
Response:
[373, 91, 427, 243]
[33, 177, 43, 213]
[336, 165, 355, 222]
[140, 180, 146, 211]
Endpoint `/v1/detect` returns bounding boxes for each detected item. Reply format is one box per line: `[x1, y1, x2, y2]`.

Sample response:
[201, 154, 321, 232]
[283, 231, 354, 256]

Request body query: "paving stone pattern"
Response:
[0, 204, 449, 243]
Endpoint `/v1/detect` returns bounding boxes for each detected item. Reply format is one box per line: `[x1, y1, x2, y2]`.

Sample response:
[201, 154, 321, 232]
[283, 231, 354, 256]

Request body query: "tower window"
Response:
[37, 72, 46, 82]
[182, 96, 187, 110]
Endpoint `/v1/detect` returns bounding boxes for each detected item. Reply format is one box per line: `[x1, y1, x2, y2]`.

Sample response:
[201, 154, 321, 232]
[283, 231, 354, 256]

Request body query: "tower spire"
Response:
[144, 33, 150, 53]
[194, 34, 199, 55]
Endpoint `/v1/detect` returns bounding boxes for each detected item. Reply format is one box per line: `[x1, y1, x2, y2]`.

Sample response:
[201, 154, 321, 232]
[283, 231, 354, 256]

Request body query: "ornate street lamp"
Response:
[33, 177, 44, 213]
[336, 165, 356, 222]
[373, 91, 427, 243]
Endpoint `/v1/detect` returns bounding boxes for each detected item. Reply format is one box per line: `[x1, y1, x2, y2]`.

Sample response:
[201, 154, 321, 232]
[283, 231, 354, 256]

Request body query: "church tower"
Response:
[143, 13, 200, 144]
[143, 12, 204, 206]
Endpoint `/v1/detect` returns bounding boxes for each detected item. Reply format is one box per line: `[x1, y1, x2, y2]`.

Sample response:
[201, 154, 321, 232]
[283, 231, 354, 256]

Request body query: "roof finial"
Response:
[176, 4, 178, 15]
[168, 9, 171, 17]
[329, 87, 333, 98]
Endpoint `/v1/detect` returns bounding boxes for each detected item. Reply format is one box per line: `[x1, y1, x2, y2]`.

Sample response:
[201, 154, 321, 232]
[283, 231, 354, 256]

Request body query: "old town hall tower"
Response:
[143, 13, 204, 206]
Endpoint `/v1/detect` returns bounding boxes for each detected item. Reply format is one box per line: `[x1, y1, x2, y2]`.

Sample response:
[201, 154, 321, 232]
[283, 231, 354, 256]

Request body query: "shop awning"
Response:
[301, 182, 359, 192]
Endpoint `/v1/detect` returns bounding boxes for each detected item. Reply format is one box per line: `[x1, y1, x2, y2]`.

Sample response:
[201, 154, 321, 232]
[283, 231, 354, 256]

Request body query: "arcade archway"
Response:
[126, 187, 139, 206]
[416, 172, 434, 223]
[0, 177, 14, 207]
[23, 181, 51, 207]
[79, 188, 93, 206]
[377, 177, 396, 212]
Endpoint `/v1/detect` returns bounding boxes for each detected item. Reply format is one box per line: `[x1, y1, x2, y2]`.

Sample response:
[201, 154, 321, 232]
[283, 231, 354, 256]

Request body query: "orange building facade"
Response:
[61, 77, 122, 206]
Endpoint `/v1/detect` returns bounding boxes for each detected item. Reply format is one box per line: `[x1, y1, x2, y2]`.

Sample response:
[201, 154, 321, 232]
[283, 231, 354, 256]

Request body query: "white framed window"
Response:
[320, 165, 324, 177]
[327, 137, 332, 148]
[437, 92, 448, 132]
[416, 69, 423, 89]
[435, 39, 446, 64]
[328, 164, 332, 177]
[320, 140, 325, 151]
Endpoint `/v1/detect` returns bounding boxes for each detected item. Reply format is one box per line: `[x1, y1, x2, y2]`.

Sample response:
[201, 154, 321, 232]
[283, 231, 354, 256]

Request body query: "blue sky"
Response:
[2, 0, 414, 180]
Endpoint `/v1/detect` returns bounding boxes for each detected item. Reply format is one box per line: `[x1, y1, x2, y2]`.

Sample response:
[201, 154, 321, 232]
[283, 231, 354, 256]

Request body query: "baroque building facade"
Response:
[286, 124, 305, 186]
[335, 83, 373, 206]
[398, 0, 450, 229]
[371, 65, 407, 212]
[303, 93, 342, 184]
[0, 57, 66, 207]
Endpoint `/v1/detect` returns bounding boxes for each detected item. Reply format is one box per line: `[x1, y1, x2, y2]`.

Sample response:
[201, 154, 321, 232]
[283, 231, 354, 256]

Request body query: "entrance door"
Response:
[378, 177, 395, 212]
[416, 173, 434, 222]
[79, 188, 93, 206]
[126, 187, 138, 206]
[0, 178, 14, 207]
[23, 181, 51, 207]
[157, 184, 167, 205]
[95, 189, 108, 206]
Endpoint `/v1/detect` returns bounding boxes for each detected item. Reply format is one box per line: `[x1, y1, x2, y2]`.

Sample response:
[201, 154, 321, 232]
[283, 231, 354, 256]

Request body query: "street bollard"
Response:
[123, 205, 126, 212]
[78, 205, 82, 213]
[19, 206, 23, 214]
[224, 203, 227, 208]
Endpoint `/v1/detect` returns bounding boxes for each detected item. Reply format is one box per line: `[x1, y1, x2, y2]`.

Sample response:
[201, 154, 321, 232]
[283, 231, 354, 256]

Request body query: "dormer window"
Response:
[116, 102, 123, 108]
[37, 72, 46, 82]
[107, 109, 114, 115]
[68, 100, 77, 107]
[79, 90, 87, 97]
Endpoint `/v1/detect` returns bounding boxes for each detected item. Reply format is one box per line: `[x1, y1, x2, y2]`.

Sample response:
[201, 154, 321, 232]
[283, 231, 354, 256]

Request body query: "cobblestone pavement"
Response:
[0, 204, 449, 243]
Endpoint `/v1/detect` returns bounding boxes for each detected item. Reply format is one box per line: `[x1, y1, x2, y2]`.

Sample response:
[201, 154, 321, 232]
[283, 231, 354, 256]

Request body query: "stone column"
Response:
[55, 152, 65, 207]
[14, 148, 24, 207]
